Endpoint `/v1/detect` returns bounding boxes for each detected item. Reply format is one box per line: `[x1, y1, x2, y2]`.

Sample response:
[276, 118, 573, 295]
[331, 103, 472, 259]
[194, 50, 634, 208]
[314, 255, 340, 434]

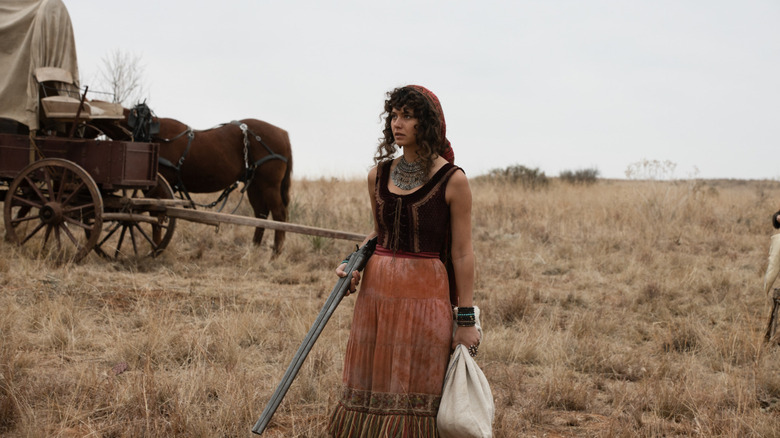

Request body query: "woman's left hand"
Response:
[452, 325, 481, 356]
[335, 263, 361, 296]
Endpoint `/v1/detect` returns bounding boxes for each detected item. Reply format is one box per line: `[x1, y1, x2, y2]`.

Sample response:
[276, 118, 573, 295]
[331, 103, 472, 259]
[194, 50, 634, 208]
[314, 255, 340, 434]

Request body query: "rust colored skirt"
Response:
[328, 253, 453, 438]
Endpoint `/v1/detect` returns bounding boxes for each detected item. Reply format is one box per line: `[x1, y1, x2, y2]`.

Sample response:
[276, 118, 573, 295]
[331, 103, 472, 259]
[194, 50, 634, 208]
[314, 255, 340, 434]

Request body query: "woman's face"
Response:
[390, 106, 418, 148]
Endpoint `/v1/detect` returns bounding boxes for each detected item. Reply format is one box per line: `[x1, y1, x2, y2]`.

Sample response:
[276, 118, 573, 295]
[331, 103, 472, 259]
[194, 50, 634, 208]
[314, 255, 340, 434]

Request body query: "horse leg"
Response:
[247, 182, 287, 256]
[247, 190, 270, 247]
[266, 186, 287, 256]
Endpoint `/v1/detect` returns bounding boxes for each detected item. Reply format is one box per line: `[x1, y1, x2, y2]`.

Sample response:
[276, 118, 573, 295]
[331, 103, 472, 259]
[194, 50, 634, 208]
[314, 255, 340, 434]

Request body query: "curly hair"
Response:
[374, 86, 446, 175]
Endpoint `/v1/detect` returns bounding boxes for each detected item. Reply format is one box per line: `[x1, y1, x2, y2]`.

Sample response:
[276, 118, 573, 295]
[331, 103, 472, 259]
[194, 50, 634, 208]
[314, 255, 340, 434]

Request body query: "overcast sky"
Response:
[66, 0, 780, 180]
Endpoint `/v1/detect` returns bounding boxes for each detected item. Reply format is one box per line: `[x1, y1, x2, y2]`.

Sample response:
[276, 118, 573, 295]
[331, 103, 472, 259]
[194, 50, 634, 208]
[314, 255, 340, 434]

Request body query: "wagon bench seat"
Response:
[40, 95, 91, 119]
[40, 96, 123, 121]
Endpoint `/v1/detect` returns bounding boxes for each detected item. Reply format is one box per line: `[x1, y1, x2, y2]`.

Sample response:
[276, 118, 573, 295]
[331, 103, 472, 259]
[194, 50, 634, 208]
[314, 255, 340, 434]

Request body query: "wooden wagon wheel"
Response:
[94, 174, 177, 259]
[3, 158, 103, 263]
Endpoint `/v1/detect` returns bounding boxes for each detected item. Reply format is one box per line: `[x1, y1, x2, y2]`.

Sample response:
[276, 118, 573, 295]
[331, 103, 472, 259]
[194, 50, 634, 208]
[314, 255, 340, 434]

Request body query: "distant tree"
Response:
[96, 49, 148, 106]
[485, 164, 549, 190]
[559, 168, 600, 185]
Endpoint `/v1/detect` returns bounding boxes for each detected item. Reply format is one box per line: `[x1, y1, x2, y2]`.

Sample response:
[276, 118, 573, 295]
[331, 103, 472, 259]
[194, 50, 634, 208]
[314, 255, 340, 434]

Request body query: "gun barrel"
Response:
[251, 237, 377, 435]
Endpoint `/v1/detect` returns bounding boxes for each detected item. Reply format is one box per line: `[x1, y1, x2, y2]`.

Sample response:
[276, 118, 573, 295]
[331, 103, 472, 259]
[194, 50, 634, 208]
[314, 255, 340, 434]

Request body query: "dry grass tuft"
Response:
[2, 176, 780, 436]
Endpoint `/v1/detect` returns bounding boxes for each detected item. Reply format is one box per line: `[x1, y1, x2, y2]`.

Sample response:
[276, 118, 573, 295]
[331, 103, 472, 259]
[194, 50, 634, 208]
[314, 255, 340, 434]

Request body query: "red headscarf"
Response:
[407, 85, 455, 164]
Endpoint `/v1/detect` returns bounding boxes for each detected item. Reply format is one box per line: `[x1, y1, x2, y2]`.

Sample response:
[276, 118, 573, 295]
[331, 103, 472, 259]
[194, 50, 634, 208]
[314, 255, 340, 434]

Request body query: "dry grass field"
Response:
[3, 173, 780, 437]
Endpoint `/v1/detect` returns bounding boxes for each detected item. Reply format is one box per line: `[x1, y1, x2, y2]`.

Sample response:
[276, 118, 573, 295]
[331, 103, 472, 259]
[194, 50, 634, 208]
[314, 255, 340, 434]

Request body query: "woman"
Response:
[328, 85, 480, 437]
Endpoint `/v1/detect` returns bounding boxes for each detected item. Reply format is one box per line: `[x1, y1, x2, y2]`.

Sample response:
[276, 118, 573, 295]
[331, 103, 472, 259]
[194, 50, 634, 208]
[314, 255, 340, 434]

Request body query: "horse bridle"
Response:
[127, 102, 159, 142]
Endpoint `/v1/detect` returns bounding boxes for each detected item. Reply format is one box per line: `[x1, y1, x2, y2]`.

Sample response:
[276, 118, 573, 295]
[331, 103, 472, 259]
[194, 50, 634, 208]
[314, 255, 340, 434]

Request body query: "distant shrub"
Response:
[559, 168, 600, 185]
[484, 164, 549, 190]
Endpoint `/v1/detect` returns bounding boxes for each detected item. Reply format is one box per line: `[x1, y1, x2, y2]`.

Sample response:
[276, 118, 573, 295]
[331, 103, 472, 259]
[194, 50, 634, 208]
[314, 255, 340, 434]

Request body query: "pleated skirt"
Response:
[328, 254, 453, 438]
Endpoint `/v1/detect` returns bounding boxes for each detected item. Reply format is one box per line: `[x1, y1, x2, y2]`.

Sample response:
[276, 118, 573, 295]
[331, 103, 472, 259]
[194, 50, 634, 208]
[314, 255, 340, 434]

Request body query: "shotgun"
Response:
[251, 237, 377, 435]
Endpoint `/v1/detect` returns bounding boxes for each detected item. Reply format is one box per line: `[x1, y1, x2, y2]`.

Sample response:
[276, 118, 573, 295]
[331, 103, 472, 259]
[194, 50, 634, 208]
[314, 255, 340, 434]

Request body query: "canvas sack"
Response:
[438, 307, 494, 438]
[765, 233, 780, 294]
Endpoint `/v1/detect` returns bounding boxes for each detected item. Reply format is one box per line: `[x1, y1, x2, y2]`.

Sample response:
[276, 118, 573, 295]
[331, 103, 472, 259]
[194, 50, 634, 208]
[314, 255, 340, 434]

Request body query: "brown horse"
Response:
[99, 103, 293, 255]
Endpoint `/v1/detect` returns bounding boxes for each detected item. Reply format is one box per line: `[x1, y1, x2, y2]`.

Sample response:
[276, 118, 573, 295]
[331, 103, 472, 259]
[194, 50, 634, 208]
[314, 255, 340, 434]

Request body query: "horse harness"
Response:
[128, 104, 288, 211]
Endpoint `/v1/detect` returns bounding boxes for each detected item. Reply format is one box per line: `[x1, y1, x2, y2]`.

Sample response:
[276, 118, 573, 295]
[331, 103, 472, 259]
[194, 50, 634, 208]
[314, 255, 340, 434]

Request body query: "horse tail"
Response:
[281, 131, 293, 208]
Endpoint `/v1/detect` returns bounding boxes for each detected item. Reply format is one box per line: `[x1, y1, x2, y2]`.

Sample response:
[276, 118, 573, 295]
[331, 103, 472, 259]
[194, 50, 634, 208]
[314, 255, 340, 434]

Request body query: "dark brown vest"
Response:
[375, 160, 461, 255]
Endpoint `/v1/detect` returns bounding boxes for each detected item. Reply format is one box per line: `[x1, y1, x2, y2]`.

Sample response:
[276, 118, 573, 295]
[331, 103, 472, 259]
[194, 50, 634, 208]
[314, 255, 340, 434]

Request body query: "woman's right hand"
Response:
[336, 263, 361, 296]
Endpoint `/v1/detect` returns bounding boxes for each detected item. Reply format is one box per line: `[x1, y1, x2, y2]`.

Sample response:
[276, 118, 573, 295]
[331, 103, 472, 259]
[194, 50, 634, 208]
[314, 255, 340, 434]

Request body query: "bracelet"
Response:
[457, 306, 475, 316]
[456, 307, 476, 327]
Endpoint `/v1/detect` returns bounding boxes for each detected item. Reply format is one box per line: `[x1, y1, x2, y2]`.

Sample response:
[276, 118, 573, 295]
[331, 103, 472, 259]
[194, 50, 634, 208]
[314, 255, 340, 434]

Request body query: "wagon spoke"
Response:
[54, 169, 68, 202]
[114, 225, 128, 258]
[18, 221, 46, 246]
[59, 222, 83, 249]
[39, 225, 54, 255]
[41, 166, 58, 202]
[52, 225, 61, 254]
[20, 174, 48, 205]
[131, 223, 157, 248]
[128, 225, 139, 255]
[97, 222, 122, 245]
[93, 221, 121, 257]
[60, 180, 88, 207]
[9, 211, 41, 226]
[63, 214, 95, 232]
[62, 201, 98, 218]
[8, 194, 43, 210]
[56, 167, 79, 203]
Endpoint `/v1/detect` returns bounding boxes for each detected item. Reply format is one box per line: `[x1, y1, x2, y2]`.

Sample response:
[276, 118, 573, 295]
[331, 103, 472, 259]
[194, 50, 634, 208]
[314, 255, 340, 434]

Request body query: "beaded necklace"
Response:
[391, 157, 427, 190]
